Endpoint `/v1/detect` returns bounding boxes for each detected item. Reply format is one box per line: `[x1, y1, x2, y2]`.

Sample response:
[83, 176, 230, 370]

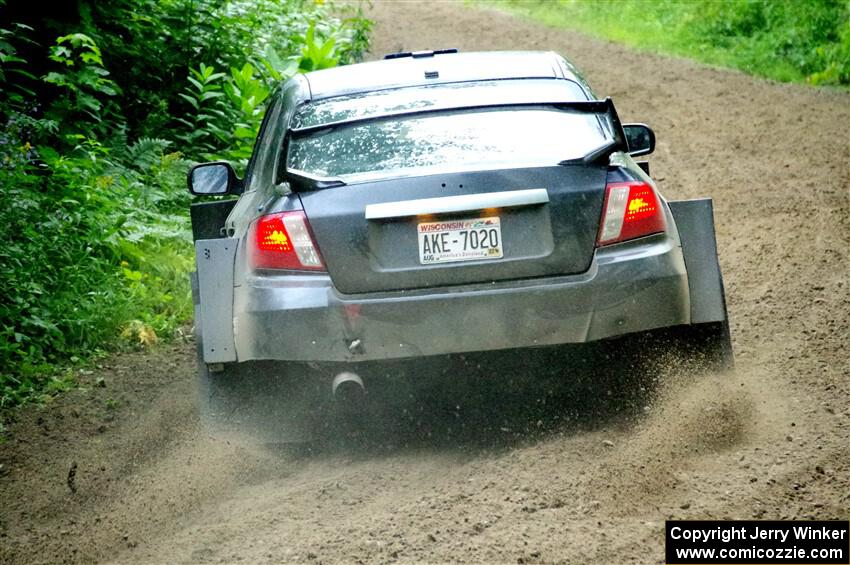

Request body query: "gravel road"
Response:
[1, 1, 848, 563]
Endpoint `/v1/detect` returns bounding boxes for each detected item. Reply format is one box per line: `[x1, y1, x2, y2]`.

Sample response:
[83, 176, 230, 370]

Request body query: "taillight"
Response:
[249, 211, 325, 271]
[597, 180, 666, 246]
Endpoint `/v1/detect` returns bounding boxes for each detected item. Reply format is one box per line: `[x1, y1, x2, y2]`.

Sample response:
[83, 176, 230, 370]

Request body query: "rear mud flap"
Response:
[195, 238, 238, 363]
[669, 198, 728, 324]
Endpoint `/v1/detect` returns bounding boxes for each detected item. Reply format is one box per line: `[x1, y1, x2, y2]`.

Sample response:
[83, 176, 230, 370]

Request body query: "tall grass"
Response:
[489, 0, 850, 86]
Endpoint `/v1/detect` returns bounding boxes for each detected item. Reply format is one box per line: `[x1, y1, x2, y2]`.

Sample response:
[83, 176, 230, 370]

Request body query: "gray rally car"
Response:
[188, 50, 732, 442]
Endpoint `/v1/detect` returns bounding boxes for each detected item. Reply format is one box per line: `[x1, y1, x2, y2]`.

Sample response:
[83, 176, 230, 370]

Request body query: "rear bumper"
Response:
[232, 233, 690, 363]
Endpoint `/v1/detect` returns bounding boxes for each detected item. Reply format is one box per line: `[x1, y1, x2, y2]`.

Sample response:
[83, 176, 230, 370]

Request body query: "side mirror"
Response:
[187, 162, 239, 196]
[622, 124, 655, 157]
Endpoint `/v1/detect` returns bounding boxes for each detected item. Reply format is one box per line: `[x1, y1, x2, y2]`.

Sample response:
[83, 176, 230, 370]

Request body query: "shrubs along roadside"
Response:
[0, 0, 372, 408]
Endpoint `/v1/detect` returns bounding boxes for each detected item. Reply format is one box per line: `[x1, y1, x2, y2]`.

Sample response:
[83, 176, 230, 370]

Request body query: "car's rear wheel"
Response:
[632, 318, 734, 379]
[635, 263, 734, 376]
[684, 318, 734, 372]
[195, 337, 324, 446]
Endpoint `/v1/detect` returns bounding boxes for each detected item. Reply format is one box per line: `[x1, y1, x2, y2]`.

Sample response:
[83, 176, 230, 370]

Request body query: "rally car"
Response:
[188, 50, 733, 442]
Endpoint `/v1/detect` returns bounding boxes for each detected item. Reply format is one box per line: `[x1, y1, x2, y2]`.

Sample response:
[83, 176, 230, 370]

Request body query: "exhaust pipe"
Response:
[332, 372, 365, 402]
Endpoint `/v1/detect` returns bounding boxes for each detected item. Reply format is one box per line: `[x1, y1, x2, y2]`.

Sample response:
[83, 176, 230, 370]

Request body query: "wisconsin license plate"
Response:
[418, 217, 503, 265]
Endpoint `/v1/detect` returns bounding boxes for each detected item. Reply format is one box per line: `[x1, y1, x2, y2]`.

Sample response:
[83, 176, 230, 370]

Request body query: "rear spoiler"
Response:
[289, 97, 627, 146]
[285, 168, 346, 190]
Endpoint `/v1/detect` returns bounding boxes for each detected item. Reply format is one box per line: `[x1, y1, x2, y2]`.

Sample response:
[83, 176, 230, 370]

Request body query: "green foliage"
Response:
[491, 0, 850, 87]
[0, 23, 37, 108]
[299, 22, 341, 72]
[174, 63, 230, 155]
[173, 59, 274, 162]
[43, 33, 121, 139]
[0, 132, 194, 408]
[98, 0, 371, 141]
[223, 63, 271, 161]
[174, 60, 275, 163]
[171, 4, 372, 164]
[170, 4, 373, 165]
[0, 0, 373, 408]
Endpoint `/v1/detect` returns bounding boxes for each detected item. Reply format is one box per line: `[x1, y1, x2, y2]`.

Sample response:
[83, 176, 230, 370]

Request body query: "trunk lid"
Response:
[298, 165, 606, 294]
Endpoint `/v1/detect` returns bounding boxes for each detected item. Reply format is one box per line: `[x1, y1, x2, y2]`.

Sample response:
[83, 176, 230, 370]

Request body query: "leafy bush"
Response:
[174, 64, 231, 156]
[0, 132, 194, 407]
[172, 7, 373, 164]
[42, 33, 121, 139]
[0, 0, 372, 408]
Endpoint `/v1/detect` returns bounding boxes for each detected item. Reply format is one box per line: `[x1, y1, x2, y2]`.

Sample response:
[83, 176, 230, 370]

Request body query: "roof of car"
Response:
[303, 51, 583, 100]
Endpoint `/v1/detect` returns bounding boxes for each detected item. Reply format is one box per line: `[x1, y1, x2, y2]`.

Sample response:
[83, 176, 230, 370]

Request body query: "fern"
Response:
[124, 137, 172, 170]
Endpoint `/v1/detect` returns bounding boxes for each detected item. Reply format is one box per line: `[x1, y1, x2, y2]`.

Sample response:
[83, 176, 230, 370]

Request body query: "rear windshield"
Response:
[286, 107, 609, 183]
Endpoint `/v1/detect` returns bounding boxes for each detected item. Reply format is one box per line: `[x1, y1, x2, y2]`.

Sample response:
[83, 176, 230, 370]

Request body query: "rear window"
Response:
[286, 106, 610, 183]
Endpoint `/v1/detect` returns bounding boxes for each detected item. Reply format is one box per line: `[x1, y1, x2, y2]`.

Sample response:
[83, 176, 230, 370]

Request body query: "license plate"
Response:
[418, 217, 503, 265]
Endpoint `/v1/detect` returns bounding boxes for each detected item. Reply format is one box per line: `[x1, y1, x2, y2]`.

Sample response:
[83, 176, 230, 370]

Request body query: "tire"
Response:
[677, 318, 734, 373]
[651, 267, 735, 374]
[195, 334, 322, 445]
[631, 317, 733, 376]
